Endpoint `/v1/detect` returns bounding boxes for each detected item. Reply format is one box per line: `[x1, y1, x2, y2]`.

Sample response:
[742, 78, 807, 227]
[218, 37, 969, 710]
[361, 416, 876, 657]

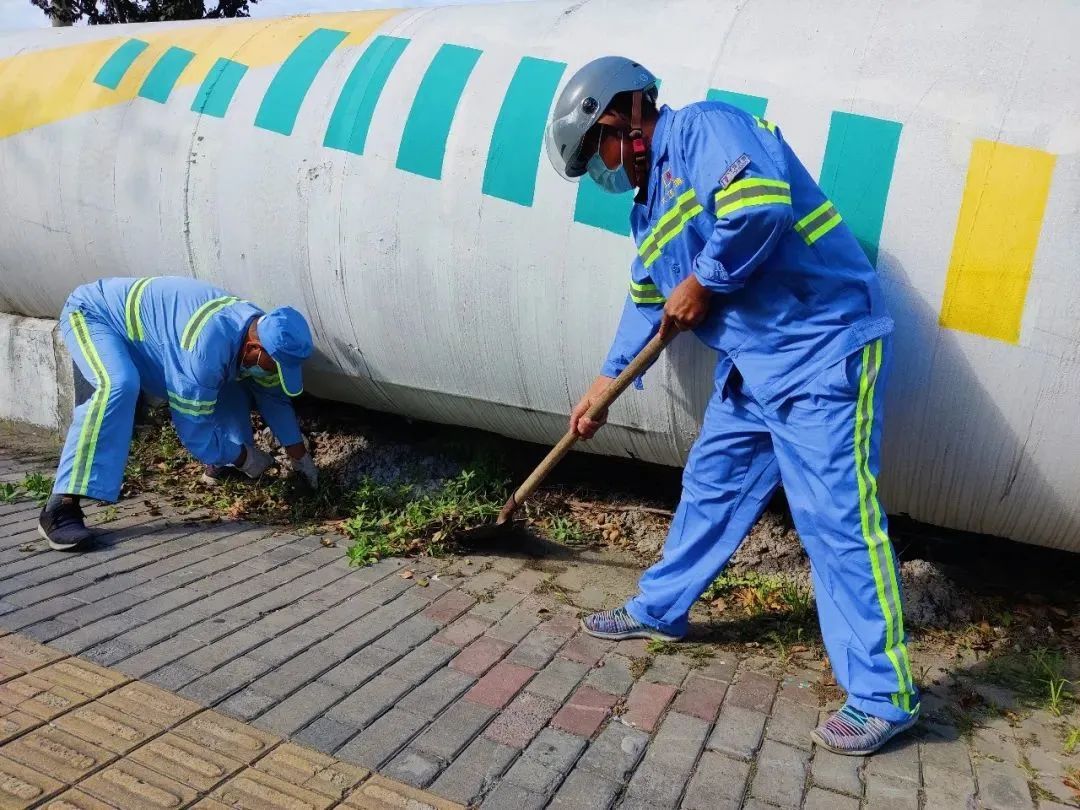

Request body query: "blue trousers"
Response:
[626, 338, 919, 721]
[53, 306, 258, 502]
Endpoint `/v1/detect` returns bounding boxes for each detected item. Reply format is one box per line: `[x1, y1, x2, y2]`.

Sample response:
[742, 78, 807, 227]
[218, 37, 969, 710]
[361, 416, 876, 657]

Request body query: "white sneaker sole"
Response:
[579, 618, 681, 643]
[38, 522, 86, 552]
[810, 710, 920, 756]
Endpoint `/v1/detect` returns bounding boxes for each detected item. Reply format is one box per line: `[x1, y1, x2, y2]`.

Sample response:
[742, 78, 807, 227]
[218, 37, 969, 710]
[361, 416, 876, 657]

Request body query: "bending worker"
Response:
[546, 57, 919, 755]
[39, 276, 319, 552]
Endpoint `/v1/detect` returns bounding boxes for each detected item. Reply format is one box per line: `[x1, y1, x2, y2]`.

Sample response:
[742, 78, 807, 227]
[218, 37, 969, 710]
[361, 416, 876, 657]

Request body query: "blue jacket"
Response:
[601, 103, 893, 409]
[66, 276, 303, 465]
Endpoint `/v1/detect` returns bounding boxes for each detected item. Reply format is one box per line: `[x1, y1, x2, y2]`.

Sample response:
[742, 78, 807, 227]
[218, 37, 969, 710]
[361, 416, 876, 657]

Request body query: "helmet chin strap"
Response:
[628, 90, 649, 203]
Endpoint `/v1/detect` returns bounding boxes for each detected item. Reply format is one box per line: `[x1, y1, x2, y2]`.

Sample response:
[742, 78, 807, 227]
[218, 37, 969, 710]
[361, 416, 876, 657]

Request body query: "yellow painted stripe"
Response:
[939, 139, 1056, 343]
[0, 9, 400, 140]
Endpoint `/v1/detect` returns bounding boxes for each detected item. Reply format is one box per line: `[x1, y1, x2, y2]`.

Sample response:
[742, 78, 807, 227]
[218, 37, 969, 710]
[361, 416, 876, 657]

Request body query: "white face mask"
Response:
[586, 127, 633, 194]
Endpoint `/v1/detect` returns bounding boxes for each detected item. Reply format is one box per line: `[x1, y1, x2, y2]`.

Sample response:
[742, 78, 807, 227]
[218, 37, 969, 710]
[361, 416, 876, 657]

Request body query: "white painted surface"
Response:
[0, 1, 1078, 550]
[0, 314, 72, 435]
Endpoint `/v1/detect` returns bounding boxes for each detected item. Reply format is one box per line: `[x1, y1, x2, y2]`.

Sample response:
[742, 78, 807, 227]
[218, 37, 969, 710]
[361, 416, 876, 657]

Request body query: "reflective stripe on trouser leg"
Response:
[625, 382, 781, 637]
[767, 339, 917, 721]
[52, 310, 140, 503]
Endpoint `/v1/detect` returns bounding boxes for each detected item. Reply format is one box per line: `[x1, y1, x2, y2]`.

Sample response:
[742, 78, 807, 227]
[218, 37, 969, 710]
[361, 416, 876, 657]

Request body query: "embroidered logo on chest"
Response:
[662, 169, 684, 201]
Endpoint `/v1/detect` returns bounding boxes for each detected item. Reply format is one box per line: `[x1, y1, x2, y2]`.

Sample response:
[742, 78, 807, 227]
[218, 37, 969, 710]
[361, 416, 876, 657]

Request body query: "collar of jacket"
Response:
[642, 105, 675, 211]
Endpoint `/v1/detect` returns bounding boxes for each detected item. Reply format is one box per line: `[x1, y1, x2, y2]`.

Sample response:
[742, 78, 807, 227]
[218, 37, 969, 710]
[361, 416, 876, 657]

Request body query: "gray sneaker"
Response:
[580, 606, 681, 642]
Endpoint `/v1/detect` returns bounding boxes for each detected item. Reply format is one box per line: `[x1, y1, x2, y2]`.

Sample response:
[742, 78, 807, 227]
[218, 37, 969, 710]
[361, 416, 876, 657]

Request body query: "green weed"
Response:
[99, 506, 120, 524]
[545, 515, 591, 545]
[1064, 726, 1080, 755]
[985, 647, 1074, 715]
[0, 482, 18, 504]
[21, 472, 53, 503]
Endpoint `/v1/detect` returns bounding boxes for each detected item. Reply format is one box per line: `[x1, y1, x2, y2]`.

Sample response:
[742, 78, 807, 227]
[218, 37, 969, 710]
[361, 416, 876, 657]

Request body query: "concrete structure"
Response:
[0, 1, 1077, 550]
[0, 314, 74, 441]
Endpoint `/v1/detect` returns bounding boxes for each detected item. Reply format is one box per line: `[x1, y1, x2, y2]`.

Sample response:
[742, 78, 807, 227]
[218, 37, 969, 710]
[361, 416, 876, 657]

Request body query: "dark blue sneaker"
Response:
[581, 606, 681, 642]
[38, 498, 92, 551]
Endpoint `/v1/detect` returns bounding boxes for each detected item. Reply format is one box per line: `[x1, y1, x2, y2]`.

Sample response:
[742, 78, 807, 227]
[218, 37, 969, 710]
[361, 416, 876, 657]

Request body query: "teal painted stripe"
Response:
[396, 44, 482, 180]
[138, 46, 196, 104]
[818, 111, 902, 265]
[573, 181, 634, 236]
[93, 38, 149, 90]
[324, 35, 409, 155]
[706, 88, 768, 118]
[255, 27, 348, 136]
[192, 57, 248, 118]
[482, 56, 566, 207]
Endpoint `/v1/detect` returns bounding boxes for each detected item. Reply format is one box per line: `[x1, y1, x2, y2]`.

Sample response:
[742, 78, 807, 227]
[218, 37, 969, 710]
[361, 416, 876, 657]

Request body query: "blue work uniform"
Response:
[605, 103, 918, 722]
[52, 276, 303, 504]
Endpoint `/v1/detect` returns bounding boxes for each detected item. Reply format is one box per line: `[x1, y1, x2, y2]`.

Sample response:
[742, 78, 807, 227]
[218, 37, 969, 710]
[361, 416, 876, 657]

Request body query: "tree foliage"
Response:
[32, 0, 257, 26]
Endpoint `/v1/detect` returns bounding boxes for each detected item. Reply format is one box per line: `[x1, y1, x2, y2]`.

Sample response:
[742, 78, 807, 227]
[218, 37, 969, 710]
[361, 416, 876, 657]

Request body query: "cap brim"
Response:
[274, 360, 304, 397]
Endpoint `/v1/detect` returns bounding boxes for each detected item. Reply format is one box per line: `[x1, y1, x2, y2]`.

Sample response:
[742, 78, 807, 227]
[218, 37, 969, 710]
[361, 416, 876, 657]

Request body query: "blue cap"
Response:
[257, 307, 313, 397]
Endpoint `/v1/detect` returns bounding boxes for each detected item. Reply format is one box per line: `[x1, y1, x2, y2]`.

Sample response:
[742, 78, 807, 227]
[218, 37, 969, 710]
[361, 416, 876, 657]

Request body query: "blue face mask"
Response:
[242, 365, 272, 379]
[586, 128, 633, 195]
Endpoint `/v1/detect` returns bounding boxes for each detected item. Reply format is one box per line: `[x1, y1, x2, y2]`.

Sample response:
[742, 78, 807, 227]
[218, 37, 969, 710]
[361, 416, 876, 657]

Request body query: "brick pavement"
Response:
[1, 447, 1078, 809]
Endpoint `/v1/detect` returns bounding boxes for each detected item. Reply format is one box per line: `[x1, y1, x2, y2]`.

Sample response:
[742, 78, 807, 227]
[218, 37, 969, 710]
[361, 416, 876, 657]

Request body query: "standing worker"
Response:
[545, 57, 919, 754]
[38, 276, 319, 552]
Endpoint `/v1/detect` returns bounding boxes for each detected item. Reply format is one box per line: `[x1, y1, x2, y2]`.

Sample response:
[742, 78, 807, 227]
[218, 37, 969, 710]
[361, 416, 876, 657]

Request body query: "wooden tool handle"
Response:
[496, 330, 675, 524]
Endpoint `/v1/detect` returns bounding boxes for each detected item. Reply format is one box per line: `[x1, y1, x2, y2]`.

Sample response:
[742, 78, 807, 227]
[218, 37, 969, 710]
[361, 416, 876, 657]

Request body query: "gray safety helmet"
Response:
[545, 56, 658, 181]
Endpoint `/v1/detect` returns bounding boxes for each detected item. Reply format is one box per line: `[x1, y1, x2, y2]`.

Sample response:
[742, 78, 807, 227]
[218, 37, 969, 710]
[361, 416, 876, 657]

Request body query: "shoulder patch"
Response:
[719, 153, 751, 189]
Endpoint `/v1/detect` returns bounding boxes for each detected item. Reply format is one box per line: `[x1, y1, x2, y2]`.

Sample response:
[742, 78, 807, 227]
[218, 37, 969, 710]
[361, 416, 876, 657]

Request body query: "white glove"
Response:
[290, 453, 319, 488]
[237, 446, 274, 479]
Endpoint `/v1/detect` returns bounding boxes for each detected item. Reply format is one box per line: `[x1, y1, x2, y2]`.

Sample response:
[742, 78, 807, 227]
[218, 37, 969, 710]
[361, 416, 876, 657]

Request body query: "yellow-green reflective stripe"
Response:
[167, 391, 216, 409]
[795, 200, 843, 245]
[274, 360, 303, 397]
[641, 202, 705, 268]
[805, 212, 842, 245]
[630, 280, 660, 292]
[249, 374, 281, 388]
[854, 341, 910, 710]
[753, 115, 777, 134]
[629, 281, 665, 304]
[630, 293, 665, 304]
[715, 193, 790, 220]
[180, 296, 239, 350]
[720, 177, 790, 195]
[715, 178, 792, 211]
[637, 189, 699, 259]
[69, 312, 111, 496]
[124, 278, 152, 341]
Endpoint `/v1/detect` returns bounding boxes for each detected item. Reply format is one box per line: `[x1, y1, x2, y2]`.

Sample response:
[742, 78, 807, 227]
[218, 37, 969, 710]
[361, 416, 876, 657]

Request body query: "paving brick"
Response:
[479, 779, 547, 810]
[0, 752, 64, 807]
[864, 772, 919, 809]
[749, 739, 810, 808]
[811, 747, 864, 795]
[451, 637, 511, 677]
[184, 631, 269, 671]
[466, 661, 534, 710]
[51, 701, 158, 755]
[328, 674, 411, 730]
[434, 615, 492, 648]
[173, 710, 279, 763]
[671, 673, 727, 722]
[469, 590, 528, 623]
[254, 681, 345, 735]
[575, 721, 648, 783]
[459, 570, 508, 597]
[80, 758, 199, 809]
[804, 786, 860, 810]
[344, 774, 467, 809]
[178, 655, 270, 704]
[918, 735, 972, 776]
[424, 591, 476, 624]
[584, 654, 634, 696]
[625, 711, 709, 808]
[0, 707, 40, 744]
[376, 614, 441, 654]
[212, 766, 336, 810]
[536, 612, 578, 640]
[128, 731, 245, 792]
[505, 629, 564, 670]
[97, 682, 203, 734]
[681, 750, 750, 810]
[550, 685, 618, 738]
[974, 758, 1035, 810]
[922, 761, 975, 809]
[383, 640, 457, 685]
[253, 743, 369, 801]
[293, 715, 362, 756]
[621, 681, 677, 733]
[336, 707, 428, 769]
[548, 768, 620, 809]
[38, 788, 118, 809]
[143, 662, 203, 692]
[34, 657, 127, 698]
[415, 700, 495, 761]
[641, 654, 689, 687]
[113, 634, 203, 678]
[524, 657, 588, 703]
[707, 704, 767, 761]
[382, 747, 443, 789]
[80, 637, 141, 668]
[725, 670, 778, 713]
[866, 737, 921, 785]
[765, 696, 819, 750]
[398, 667, 475, 719]
[483, 691, 559, 749]
[217, 687, 278, 722]
[318, 644, 399, 692]
[0, 633, 65, 671]
[429, 736, 517, 806]
[485, 605, 542, 646]
[557, 634, 610, 667]
[0, 674, 90, 720]
[1, 725, 115, 784]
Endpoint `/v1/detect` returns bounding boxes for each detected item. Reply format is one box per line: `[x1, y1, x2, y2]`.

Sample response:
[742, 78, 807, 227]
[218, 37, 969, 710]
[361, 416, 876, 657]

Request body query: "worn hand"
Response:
[659, 274, 712, 340]
[569, 376, 615, 440]
[237, 446, 274, 479]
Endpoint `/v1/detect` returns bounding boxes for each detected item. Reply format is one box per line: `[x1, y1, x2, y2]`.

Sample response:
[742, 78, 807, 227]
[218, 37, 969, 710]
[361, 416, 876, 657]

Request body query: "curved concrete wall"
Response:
[0, 1, 1078, 550]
